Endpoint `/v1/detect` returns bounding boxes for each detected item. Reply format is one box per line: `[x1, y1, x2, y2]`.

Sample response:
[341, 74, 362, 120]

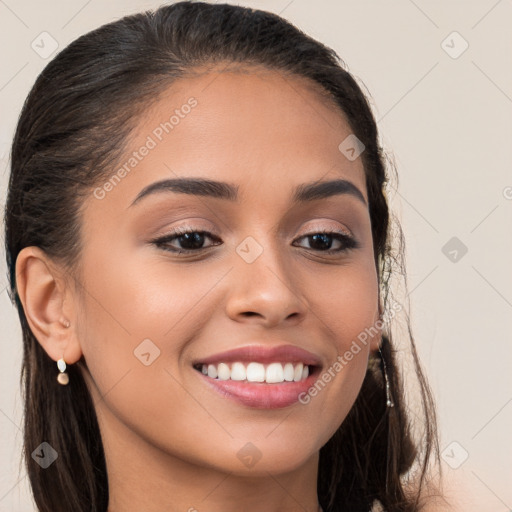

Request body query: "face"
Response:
[75, 66, 381, 476]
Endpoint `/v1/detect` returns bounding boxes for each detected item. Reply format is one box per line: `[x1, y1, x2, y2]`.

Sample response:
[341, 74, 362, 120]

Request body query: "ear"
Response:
[15, 246, 83, 364]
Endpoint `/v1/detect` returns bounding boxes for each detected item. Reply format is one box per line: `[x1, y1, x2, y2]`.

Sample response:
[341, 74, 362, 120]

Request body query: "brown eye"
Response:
[294, 230, 359, 253]
[152, 229, 222, 253]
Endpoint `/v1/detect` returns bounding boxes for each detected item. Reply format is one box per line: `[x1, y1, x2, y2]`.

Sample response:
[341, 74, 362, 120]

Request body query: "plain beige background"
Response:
[1, 1, 511, 511]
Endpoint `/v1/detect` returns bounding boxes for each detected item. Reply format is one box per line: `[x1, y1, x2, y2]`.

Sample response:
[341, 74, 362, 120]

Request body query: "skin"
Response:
[16, 66, 383, 512]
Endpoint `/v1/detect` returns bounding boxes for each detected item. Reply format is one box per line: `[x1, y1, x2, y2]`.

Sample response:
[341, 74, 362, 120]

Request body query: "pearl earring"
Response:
[57, 357, 69, 385]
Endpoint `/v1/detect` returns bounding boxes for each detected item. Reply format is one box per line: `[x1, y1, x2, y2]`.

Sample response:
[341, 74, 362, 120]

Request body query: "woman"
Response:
[4, 2, 440, 511]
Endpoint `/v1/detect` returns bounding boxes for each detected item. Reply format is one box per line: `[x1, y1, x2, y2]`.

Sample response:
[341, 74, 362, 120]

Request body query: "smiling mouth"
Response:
[193, 361, 318, 384]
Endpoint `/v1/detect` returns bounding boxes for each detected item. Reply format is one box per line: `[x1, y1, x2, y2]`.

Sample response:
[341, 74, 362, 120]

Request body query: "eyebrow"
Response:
[129, 177, 367, 208]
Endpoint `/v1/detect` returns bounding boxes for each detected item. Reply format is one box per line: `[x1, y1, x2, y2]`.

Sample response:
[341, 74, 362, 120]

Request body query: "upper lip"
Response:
[193, 344, 322, 367]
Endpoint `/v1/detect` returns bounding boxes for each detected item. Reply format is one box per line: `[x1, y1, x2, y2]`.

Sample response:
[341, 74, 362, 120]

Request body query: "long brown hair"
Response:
[4, 2, 439, 511]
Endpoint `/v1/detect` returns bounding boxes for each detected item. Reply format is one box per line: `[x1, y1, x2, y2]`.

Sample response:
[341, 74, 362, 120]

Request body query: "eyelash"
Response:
[151, 226, 360, 255]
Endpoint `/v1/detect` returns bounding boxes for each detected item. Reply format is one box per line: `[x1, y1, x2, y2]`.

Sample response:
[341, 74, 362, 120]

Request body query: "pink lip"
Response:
[196, 368, 320, 409]
[193, 344, 322, 366]
[192, 344, 322, 409]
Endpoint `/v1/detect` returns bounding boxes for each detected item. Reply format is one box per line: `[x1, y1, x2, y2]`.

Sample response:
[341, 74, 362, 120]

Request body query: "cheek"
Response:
[75, 246, 230, 421]
[77, 247, 211, 349]
[301, 260, 380, 425]
[75, 254, 228, 457]
[315, 256, 381, 352]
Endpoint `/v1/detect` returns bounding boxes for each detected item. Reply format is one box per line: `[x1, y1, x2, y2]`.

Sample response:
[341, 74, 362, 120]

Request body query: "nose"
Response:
[225, 239, 307, 328]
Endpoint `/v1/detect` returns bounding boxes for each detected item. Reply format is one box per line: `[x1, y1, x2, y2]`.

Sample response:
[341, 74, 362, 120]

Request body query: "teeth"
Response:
[230, 362, 246, 381]
[283, 362, 295, 382]
[293, 362, 303, 382]
[207, 364, 217, 378]
[198, 361, 312, 383]
[246, 362, 265, 382]
[266, 362, 284, 383]
[217, 362, 230, 380]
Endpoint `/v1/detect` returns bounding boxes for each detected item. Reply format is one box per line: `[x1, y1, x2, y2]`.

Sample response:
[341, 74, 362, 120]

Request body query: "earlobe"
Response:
[15, 246, 82, 364]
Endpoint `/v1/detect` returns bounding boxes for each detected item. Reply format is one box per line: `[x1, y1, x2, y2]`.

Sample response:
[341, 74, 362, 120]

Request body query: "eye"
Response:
[151, 227, 359, 256]
[293, 230, 359, 253]
[151, 227, 222, 254]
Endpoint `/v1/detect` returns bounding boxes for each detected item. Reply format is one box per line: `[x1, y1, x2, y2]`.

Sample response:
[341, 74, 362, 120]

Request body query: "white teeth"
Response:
[293, 362, 303, 382]
[266, 362, 284, 383]
[230, 362, 246, 381]
[217, 362, 230, 380]
[207, 364, 217, 378]
[246, 362, 265, 382]
[198, 361, 312, 383]
[283, 362, 295, 382]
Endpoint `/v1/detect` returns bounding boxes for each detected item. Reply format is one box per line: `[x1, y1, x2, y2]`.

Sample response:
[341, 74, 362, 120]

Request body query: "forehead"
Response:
[91, 66, 368, 211]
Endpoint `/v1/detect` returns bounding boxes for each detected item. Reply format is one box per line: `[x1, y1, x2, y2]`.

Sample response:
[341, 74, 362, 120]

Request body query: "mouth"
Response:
[193, 361, 316, 383]
[192, 344, 323, 409]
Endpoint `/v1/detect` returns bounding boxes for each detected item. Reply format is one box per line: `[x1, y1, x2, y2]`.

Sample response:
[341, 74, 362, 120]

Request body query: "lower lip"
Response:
[195, 367, 319, 409]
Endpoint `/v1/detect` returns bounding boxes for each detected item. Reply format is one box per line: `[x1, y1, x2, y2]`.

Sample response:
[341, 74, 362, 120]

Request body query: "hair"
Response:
[4, 2, 439, 511]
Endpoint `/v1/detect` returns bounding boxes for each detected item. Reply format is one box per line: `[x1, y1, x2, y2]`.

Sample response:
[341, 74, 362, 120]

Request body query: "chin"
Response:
[208, 436, 321, 476]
